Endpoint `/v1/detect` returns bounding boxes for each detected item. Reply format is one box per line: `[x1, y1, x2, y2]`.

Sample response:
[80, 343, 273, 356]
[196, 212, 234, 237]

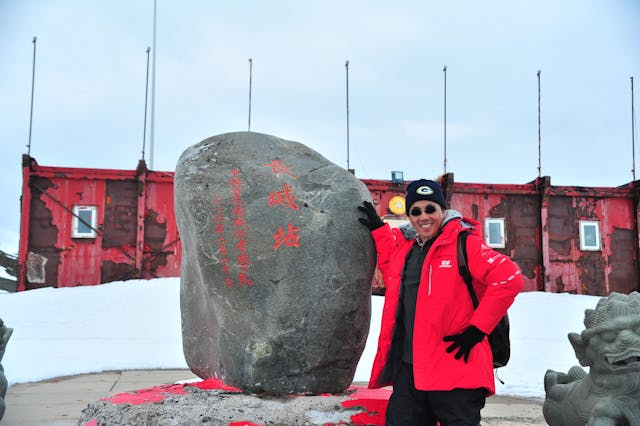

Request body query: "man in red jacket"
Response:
[358, 179, 522, 425]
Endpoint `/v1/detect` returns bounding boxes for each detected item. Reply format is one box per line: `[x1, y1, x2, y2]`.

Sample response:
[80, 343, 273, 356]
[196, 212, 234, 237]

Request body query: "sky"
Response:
[0, 277, 602, 399]
[1, 0, 639, 260]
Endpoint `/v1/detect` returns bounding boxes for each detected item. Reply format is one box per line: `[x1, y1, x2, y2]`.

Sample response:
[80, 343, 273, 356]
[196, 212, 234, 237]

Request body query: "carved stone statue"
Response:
[543, 291, 640, 426]
[1, 318, 13, 420]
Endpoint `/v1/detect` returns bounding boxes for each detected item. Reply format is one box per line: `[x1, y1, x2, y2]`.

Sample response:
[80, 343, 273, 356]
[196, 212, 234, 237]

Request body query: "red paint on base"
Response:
[100, 380, 391, 425]
[102, 383, 187, 404]
[342, 385, 391, 425]
[186, 377, 242, 392]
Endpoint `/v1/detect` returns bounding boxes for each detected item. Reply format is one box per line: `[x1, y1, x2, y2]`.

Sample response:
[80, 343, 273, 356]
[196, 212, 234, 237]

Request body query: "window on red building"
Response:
[579, 220, 601, 251]
[72, 205, 98, 239]
[484, 218, 505, 249]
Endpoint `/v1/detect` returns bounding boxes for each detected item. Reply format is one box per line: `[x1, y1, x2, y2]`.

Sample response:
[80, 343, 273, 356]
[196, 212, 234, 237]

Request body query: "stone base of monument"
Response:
[77, 378, 390, 426]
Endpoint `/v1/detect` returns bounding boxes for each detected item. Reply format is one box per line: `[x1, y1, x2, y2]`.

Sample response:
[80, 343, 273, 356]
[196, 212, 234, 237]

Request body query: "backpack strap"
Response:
[457, 231, 479, 308]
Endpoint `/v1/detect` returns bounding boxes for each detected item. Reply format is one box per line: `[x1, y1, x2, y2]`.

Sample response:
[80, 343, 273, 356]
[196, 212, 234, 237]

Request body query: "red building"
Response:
[18, 155, 640, 296]
[18, 155, 181, 291]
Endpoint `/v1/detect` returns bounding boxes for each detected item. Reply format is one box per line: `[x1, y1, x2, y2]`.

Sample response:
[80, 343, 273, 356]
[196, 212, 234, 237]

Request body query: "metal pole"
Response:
[248, 58, 252, 131]
[142, 47, 151, 161]
[537, 70, 542, 178]
[443, 65, 447, 174]
[345, 60, 350, 171]
[149, 0, 157, 169]
[27, 36, 37, 156]
[632, 76, 636, 181]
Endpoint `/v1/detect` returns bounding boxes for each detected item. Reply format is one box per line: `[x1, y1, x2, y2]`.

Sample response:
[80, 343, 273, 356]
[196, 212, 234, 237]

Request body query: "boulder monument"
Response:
[174, 132, 376, 395]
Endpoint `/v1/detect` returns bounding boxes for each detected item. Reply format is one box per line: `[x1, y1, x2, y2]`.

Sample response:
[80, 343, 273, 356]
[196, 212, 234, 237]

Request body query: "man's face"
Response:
[408, 200, 446, 241]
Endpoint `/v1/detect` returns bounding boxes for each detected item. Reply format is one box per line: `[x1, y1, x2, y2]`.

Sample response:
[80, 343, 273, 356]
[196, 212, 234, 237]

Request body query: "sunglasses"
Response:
[409, 205, 438, 216]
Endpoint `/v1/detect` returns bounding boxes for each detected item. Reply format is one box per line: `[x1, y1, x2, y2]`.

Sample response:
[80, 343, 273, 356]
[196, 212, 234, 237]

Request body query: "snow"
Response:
[0, 278, 601, 398]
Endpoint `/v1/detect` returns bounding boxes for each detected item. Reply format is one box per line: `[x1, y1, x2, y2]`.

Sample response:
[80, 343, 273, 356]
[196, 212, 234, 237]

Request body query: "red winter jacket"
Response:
[368, 212, 523, 395]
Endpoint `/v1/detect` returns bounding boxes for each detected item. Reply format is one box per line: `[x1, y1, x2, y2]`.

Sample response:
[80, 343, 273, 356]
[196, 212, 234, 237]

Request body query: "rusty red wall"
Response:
[18, 159, 640, 295]
[543, 188, 637, 295]
[449, 183, 542, 292]
[18, 157, 181, 290]
[141, 173, 181, 279]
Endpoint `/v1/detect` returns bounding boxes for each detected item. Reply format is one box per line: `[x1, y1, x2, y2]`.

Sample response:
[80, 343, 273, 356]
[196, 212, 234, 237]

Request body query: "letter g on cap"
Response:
[416, 186, 434, 195]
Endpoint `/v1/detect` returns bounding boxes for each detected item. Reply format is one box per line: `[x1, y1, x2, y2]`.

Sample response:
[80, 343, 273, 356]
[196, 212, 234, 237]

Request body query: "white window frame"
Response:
[484, 218, 506, 248]
[579, 220, 601, 251]
[72, 205, 98, 238]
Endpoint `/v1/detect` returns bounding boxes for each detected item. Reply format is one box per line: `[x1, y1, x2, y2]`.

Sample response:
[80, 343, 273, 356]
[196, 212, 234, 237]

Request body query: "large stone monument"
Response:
[543, 291, 640, 425]
[174, 132, 376, 395]
[0, 318, 12, 420]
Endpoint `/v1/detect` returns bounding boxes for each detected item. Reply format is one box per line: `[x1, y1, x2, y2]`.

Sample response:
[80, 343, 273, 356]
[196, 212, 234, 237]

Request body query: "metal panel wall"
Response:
[449, 185, 542, 292]
[18, 157, 182, 290]
[17, 159, 640, 295]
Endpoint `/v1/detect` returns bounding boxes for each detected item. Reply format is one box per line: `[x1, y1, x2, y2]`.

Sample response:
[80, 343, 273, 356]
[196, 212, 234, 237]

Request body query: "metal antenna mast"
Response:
[149, 0, 157, 169]
[537, 70, 542, 178]
[443, 65, 447, 174]
[345, 60, 351, 172]
[248, 58, 253, 131]
[27, 36, 37, 156]
[632, 76, 636, 181]
[142, 47, 151, 161]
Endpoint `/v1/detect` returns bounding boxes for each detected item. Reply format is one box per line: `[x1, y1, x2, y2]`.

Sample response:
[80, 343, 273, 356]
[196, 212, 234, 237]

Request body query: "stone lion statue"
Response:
[1, 318, 13, 421]
[543, 291, 640, 426]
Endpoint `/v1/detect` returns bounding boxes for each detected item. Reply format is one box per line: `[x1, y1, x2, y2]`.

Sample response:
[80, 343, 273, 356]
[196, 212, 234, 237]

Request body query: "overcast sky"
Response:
[1, 1, 639, 257]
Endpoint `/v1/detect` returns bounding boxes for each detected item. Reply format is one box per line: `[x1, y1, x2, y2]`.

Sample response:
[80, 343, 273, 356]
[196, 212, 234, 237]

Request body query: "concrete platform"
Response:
[3, 369, 547, 425]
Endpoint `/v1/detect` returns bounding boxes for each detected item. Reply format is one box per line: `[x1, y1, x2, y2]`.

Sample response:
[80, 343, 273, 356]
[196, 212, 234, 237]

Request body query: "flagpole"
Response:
[537, 70, 542, 178]
[248, 58, 252, 131]
[142, 47, 151, 162]
[27, 36, 37, 156]
[149, 0, 157, 169]
[345, 60, 351, 172]
[443, 65, 447, 174]
[632, 76, 636, 181]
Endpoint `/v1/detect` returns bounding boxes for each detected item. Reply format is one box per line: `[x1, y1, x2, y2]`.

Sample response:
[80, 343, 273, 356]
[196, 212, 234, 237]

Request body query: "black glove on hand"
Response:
[443, 325, 486, 363]
[357, 201, 384, 231]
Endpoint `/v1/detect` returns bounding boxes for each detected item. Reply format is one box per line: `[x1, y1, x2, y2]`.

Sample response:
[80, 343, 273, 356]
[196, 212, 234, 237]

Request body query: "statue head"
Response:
[568, 292, 640, 379]
[0, 319, 12, 362]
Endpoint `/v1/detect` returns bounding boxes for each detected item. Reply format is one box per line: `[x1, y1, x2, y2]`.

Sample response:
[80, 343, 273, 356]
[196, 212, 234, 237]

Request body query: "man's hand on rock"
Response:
[357, 201, 384, 231]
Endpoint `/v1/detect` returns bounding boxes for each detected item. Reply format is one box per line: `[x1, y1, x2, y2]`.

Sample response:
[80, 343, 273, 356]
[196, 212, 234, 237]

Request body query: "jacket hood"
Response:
[398, 209, 474, 240]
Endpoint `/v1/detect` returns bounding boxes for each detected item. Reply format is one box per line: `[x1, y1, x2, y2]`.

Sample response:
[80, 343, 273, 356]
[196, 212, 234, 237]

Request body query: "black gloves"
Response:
[443, 326, 486, 363]
[357, 201, 384, 231]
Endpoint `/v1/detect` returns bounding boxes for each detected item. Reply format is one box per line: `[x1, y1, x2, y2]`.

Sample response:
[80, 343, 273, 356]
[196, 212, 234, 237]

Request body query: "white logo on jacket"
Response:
[439, 259, 453, 268]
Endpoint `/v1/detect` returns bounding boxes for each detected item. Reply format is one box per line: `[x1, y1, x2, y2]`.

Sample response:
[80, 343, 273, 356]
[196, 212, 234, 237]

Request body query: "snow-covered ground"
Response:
[0, 278, 601, 398]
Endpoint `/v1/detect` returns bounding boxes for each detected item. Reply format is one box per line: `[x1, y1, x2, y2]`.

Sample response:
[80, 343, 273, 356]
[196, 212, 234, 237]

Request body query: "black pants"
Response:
[386, 362, 486, 426]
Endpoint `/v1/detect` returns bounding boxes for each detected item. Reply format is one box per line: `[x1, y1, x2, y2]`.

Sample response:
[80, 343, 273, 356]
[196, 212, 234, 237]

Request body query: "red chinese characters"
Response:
[273, 223, 301, 250]
[269, 183, 300, 211]
[264, 159, 302, 251]
[214, 161, 302, 289]
[212, 197, 231, 284]
[230, 168, 253, 287]
[213, 169, 253, 289]
[263, 159, 298, 179]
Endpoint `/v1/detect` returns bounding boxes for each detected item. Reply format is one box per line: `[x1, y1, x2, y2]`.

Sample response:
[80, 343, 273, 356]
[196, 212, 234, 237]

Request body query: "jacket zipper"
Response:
[428, 265, 433, 296]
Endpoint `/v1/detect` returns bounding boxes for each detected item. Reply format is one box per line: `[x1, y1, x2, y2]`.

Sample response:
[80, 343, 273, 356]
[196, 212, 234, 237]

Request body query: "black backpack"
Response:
[457, 231, 511, 368]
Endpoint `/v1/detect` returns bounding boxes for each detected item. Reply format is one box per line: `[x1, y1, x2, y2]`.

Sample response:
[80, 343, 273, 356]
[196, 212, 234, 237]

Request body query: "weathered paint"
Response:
[448, 182, 542, 292]
[608, 227, 637, 294]
[18, 156, 181, 290]
[25, 175, 62, 289]
[542, 186, 637, 295]
[17, 159, 640, 295]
